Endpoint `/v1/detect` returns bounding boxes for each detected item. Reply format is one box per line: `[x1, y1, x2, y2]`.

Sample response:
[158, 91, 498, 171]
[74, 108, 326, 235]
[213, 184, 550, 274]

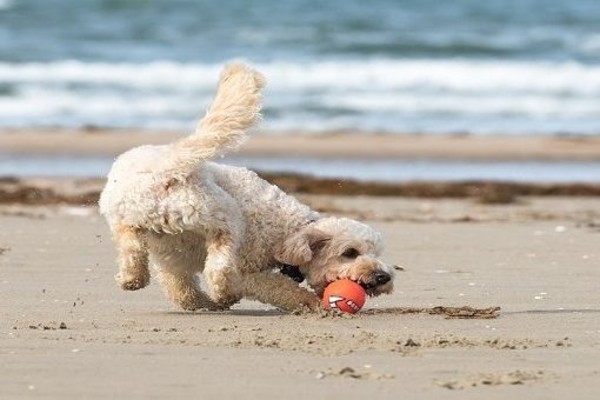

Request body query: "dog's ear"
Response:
[275, 228, 331, 266]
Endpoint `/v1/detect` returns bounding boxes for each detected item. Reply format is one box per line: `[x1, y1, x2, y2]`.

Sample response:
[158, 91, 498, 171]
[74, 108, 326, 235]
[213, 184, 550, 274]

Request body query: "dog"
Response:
[99, 63, 394, 312]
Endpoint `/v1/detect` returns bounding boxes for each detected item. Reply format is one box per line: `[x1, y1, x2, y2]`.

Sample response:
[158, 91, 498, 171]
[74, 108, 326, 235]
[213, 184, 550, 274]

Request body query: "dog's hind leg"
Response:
[148, 232, 218, 311]
[183, 187, 245, 309]
[202, 229, 244, 309]
[157, 268, 217, 311]
[112, 225, 150, 291]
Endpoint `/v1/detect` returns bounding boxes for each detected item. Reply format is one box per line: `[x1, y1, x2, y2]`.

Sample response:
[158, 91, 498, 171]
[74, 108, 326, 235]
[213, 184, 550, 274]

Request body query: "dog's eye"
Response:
[342, 248, 360, 259]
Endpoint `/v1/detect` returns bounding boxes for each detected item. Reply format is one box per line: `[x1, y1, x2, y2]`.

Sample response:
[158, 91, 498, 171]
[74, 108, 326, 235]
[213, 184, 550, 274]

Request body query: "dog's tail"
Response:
[168, 63, 265, 176]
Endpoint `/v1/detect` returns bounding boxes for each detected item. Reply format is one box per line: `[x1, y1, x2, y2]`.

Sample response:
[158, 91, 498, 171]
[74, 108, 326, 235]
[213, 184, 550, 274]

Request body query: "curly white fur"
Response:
[99, 63, 394, 312]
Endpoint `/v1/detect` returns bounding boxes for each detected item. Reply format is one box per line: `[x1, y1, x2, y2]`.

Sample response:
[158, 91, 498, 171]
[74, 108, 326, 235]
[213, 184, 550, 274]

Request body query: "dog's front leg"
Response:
[242, 272, 320, 312]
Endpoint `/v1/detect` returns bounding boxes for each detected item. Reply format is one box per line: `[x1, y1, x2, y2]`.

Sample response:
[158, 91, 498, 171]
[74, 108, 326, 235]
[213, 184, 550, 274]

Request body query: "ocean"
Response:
[3, 153, 600, 182]
[1, 0, 600, 135]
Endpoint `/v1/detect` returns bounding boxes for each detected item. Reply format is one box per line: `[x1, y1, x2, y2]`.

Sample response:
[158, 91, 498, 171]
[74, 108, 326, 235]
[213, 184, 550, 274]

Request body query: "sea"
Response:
[1, 0, 599, 180]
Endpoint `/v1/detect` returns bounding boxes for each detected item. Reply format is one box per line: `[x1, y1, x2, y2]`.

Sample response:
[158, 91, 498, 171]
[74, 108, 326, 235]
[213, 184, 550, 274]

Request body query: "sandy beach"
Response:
[3, 0, 600, 397]
[1, 182, 599, 398]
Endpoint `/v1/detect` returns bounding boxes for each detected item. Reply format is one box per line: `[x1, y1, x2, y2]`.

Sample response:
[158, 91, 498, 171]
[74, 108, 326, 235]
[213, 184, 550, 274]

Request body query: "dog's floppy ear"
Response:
[275, 228, 331, 266]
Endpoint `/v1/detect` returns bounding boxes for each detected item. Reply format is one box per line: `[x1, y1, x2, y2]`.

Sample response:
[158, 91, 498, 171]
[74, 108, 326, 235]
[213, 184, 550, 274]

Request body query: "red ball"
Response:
[322, 279, 366, 314]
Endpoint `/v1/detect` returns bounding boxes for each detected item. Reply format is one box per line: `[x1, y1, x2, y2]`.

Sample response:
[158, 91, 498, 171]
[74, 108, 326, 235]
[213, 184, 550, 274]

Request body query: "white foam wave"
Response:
[325, 93, 600, 117]
[580, 34, 600, 54]
[0, 61, 222, 90]
[1, 59, 600, 133]
[2, 59, 600, 94]
[0, 86, 206, 129]
[0, 0, 13, 11]
[265, 60, 600, 95]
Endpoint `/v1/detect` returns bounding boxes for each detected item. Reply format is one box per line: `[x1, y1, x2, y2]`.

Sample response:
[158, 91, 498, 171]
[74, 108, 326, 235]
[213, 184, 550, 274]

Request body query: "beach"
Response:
[1, 188, 599, 399]
[2, 1, 600, 398]
[1, 129, 599, 399]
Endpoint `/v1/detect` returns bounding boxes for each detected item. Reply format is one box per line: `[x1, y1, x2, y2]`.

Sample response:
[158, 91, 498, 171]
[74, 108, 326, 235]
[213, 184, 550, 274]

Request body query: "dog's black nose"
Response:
[374, 271, 391, 285]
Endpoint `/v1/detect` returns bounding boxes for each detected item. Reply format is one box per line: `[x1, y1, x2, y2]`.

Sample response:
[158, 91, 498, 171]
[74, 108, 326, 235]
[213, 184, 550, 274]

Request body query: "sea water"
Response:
[0, 0, 599, 135]
[2, 154, 599, 183]
[1, 0, 599, 181]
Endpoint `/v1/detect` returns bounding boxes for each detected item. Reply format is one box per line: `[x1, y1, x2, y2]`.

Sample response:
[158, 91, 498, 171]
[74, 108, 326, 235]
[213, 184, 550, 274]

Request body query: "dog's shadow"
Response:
[154, 305, 506, 319]
[157, 309, 285, 317]
[152, 306, 600, 320]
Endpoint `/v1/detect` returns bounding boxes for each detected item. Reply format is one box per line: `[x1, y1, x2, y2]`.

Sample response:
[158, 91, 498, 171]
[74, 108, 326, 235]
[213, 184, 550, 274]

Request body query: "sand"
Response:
[1, 194, 599, 399]
[2, 128, 600, 160]
[1, 129, 599, 398]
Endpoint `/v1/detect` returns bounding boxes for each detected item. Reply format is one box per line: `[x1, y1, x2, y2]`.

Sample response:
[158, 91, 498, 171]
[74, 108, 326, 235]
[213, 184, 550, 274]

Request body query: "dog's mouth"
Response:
[280, 265, 393, 297]
[325, 271, 392, 297]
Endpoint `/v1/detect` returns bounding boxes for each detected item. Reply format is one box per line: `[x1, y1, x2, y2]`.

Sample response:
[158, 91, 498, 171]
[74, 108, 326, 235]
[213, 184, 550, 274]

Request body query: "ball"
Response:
[322, 279, 366, 314]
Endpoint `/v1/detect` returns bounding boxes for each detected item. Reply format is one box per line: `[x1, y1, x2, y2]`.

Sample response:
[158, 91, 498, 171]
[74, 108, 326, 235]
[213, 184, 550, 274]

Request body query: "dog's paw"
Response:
[178, 300, 221, 312]
[205, 303, 232, 312]
[116, 271, 150, 291]
[181, 297, 233, 312]
[205, 281, 242, 309]
[287, 294, 321, 314]
[210, 292, 241, 310]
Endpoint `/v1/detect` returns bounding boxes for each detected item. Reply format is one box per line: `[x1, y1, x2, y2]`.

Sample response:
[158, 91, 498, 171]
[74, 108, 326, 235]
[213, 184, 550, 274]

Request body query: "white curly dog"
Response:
[99, 63, 394, 312]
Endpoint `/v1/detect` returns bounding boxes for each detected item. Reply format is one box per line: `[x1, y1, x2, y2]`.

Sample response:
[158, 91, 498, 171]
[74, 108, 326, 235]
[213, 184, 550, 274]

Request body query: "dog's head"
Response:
[275, 217, 394, 297]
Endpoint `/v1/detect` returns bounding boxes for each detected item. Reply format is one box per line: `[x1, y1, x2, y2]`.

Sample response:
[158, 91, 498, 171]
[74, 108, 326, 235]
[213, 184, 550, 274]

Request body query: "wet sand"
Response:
[2, 128, 600, 160]
[1, 195, 599, 399]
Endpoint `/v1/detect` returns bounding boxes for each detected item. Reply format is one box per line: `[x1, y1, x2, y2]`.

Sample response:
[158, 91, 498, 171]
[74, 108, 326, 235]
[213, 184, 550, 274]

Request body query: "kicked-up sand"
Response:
[1, 193, 599, 399]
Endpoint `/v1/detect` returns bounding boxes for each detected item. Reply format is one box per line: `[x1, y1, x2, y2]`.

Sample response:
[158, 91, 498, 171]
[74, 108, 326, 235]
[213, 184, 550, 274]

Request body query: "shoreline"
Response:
[2, 128, 600, 161]
[2, 129, 598, 200]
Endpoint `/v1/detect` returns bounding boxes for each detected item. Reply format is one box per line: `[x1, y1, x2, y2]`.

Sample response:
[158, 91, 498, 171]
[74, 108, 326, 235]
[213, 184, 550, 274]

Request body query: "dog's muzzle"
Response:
[361, 270, 391, 290]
